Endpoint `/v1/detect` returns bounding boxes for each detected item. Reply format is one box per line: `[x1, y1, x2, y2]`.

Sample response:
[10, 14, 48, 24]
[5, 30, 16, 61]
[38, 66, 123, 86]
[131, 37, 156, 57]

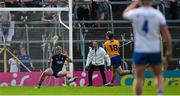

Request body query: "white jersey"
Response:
[86, 47, 111, 66]
[8, 58, 19, 72]
[127, 7, 166, 53]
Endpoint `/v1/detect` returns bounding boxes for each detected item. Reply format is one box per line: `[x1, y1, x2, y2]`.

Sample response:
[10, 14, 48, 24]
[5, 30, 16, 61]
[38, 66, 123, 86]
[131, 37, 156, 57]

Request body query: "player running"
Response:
[37, 46, 77, 88]
[104, 31, 133, 86]
[123, 0, 172, 95]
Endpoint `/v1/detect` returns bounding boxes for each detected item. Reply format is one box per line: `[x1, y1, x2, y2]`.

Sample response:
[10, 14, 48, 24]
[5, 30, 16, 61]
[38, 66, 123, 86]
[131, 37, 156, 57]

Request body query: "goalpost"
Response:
[0, 0, 74, 74]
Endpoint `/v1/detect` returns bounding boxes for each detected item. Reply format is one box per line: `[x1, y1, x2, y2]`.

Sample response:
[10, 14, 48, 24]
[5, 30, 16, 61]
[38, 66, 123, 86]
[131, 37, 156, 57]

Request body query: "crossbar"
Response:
[0, 7, 69, 11]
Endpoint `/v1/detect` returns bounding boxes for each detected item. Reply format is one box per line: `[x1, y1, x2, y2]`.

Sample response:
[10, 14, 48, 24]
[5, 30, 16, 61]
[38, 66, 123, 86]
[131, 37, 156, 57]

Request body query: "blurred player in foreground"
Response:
[104, 31, 133, 86]
[37, 46, 77, 88]
[123, 0, 172, 95]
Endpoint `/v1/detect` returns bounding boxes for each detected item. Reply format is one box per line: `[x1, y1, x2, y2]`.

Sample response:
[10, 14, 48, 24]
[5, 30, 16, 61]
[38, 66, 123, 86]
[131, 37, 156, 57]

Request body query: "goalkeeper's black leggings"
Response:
[88, 65, 107, 86]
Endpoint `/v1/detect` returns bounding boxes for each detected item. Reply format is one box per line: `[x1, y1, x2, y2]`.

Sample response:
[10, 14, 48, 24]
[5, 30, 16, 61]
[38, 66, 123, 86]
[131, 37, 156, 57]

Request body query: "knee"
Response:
[65, 71, 69, 76]
[43, 71, 49, 76]
[154, 72, 163, 77]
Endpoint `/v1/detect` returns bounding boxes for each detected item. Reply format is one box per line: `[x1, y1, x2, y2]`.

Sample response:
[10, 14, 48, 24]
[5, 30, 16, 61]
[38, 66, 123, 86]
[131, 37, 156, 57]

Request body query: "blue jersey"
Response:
[19, 55, 32, 71]
[19, 55, 30, 62]
[51, 54, 67, 74]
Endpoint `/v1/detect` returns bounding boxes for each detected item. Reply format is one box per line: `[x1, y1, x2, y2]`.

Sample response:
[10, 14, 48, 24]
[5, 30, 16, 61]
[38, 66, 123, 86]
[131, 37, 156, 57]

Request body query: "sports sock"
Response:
[67, 77, 71, 80]
[158, 90, 163, 95]
[38, 82, 42, 87]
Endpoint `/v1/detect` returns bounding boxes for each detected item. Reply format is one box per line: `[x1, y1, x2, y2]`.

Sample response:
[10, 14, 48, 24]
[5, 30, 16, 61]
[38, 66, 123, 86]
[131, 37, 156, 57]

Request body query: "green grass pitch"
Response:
[0, 86, 179, 95]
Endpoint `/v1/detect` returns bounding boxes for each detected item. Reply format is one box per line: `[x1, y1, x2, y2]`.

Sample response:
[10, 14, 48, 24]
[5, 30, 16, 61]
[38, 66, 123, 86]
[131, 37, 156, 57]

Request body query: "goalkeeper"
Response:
[37, 46, 77, 88]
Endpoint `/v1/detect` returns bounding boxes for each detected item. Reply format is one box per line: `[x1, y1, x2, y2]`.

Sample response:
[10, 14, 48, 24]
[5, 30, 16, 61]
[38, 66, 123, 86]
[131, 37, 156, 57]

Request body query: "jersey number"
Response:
[109, 45, 118, 51]
[142, 19, 149, 33]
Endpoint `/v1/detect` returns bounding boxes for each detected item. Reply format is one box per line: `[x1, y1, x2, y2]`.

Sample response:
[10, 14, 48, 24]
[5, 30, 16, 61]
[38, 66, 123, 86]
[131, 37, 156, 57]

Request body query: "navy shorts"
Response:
[133, 52, 162, 66]
[51, 67, 62, 78]
[111, 55, 122, 69]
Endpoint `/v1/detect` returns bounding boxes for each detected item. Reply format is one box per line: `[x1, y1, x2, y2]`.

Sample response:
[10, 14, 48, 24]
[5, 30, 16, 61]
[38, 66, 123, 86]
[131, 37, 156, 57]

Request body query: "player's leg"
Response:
[56, 70, 77, 85]
[37, 68, 53, 88]
[133, 65, 146, 95]
[152, 64, 164, 95]
[98, 65, 107, 85]
[116, 66, 132, 76]
[105, 55, 132, 86]
[132, 52, 147, 95]
[57, 70, 70, 77]
[115, 56, 132, 76]
[149, 52, 164, 95]
[105, 65, 116, 86]
[111, 66, 116, 84]
[88, 65, 96, 86]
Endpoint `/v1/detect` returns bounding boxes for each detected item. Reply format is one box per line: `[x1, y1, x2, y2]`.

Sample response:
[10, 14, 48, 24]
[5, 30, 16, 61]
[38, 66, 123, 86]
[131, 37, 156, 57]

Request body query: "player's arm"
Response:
[161, 25, 172, 64]
[65, 55, 73, 63]
[102, 48, 111, 67]
[85, 48, 93, 68]
[62, 50, 72, 63]
[48, 57, 53, 67]
[122, 1, 140, 19]
[62, 53, 72, 63]
[159, 11, 172, 66]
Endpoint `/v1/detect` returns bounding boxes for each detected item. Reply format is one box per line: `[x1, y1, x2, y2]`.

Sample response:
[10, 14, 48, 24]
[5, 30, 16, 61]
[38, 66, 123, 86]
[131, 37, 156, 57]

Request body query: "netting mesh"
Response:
[0, 9, 70, 72]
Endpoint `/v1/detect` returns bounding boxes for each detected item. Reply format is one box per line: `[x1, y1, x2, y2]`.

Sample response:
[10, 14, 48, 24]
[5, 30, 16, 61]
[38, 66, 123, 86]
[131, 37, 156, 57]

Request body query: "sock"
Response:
[67, 77, 71, 80]
[38, 82, 42, 87]
[158, 90, 163, 95]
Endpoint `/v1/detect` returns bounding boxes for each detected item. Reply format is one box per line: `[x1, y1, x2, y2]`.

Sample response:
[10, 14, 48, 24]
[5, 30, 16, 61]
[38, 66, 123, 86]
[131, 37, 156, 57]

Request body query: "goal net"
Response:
[0, 4, 73, 73]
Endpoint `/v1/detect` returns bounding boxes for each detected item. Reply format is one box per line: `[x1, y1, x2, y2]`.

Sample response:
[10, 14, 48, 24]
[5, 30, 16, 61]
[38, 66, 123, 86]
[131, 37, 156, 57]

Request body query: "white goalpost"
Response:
[0, 0, 74, 74]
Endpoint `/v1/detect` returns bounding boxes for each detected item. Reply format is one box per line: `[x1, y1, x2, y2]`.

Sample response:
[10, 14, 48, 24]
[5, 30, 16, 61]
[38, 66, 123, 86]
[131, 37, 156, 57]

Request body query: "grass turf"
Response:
[0, 86, 179, 95]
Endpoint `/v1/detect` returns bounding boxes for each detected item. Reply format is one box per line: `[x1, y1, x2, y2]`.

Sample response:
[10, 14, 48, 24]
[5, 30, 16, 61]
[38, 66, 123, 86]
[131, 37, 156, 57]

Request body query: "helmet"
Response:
[55, 46, 62, 50]
[106, 31, 114, 39]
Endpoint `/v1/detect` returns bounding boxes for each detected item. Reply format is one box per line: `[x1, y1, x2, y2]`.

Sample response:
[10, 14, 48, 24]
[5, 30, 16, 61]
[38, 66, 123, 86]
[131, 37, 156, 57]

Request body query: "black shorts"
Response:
[51, 67, 62, 78]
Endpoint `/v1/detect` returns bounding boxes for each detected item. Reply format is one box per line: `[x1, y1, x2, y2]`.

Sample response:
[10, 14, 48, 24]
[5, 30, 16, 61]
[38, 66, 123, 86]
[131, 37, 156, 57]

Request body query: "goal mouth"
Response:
[0, 6, 73, 73]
